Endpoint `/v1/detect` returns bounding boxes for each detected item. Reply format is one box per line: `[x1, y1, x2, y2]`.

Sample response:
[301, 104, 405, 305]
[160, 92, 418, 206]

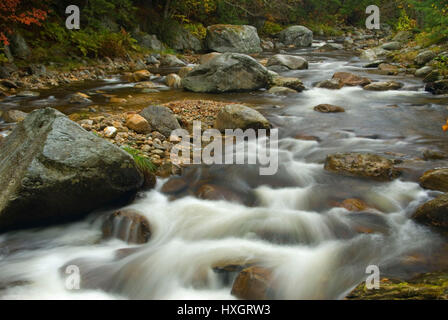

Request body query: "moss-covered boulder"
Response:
[206, 24, 262, 54]
[0, 108, 143, 232]
[412, 194, 448, 230]
[324, 153, 401, 181]
[182, 53, 271, 93]
[346, 272, 448, 300]
[419, 168, 448, 192]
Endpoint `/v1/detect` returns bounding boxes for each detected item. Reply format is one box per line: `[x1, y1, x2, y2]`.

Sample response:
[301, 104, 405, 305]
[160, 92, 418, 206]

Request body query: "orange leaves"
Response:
[0, 0, 47, 45]
[0, 32, 9, 46]
[442, 119, 448, 132]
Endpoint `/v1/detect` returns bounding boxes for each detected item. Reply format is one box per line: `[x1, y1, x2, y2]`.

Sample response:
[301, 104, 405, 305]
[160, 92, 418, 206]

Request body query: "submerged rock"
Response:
[214, 104, 270, 131]
[231, 266, 274, 300]
[102, 209, 151, 244]
[268, 86, 297, 95]
[166, 73, 182, 88]
[332, 72, 371, 87]
[313, 104, 345, 113]
[0, 108, 143, 232]
[318, 43, 344, 52]
[316, 79, 344, 90]
[196, 184, 243, 203]
[182, 53, 271, 93]
[324, 153, 401, 181]
[206, 24, 262, 54]
[132, 70, 151, 82]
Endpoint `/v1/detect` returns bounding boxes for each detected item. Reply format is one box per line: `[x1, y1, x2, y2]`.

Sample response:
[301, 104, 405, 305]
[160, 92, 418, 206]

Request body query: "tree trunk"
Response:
[163, 0, 171, 19]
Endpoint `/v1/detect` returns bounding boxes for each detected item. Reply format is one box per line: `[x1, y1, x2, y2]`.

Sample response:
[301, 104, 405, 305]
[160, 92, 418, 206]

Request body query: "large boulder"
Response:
[266, 54, 308, 70]
[182, 53, 271, 93]
[9, 33, 31, 59]
[324, 153, 401, 181]
[278, 26, 313, 47]
[214, 104, 270, 131]
[139, 105, 181, 138]
[419, 168, 448, 192]
[425, 80, 448, 95]
[415, 50, 436, 65]
[0, 108, 143, 232]
[412, 194, 448, 230]
[206, 24, 262, 54]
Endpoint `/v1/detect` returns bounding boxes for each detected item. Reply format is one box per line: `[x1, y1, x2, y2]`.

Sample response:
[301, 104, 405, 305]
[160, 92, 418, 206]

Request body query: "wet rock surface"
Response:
[324, 153, 401, 181]
[0, 108, 143, 232]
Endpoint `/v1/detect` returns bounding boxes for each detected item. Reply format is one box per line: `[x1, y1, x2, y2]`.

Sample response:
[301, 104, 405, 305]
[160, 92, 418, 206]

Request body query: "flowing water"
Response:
[1, 42, 448, 300]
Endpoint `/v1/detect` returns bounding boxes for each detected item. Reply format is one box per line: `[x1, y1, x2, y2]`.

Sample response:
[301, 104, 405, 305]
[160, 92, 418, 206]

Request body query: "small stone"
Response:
[104, 126, 118, 138]
[125, 114, 151, 134]
[132, 70, 151, 82]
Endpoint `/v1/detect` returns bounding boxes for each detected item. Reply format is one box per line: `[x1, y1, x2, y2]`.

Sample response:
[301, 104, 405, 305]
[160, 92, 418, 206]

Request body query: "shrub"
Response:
[122, 146, 157, 173]
[261, 21, 283, 36]
[184, 23, 207, 40]
[396, 9, 417, 31]
[97, 30, 138, 58]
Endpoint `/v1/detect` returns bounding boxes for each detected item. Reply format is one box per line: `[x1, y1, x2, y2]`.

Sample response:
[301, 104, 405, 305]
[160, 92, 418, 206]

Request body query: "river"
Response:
[1, 41, 448, 299]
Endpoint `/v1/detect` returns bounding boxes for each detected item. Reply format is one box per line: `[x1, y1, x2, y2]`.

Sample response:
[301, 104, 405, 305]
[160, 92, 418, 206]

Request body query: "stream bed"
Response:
[1, 43, 448, 299]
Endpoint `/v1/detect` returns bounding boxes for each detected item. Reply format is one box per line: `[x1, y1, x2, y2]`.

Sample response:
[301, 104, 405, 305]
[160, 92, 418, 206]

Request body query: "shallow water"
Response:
[1, 43, 448, 300]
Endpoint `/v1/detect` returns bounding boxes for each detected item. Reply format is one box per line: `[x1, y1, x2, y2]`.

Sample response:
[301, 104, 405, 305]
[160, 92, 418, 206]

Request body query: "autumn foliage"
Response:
[0, 0, 48, 46]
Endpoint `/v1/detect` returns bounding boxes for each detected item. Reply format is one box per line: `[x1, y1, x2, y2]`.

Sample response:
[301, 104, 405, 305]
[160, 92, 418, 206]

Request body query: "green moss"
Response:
[346, 272, 448, 300]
